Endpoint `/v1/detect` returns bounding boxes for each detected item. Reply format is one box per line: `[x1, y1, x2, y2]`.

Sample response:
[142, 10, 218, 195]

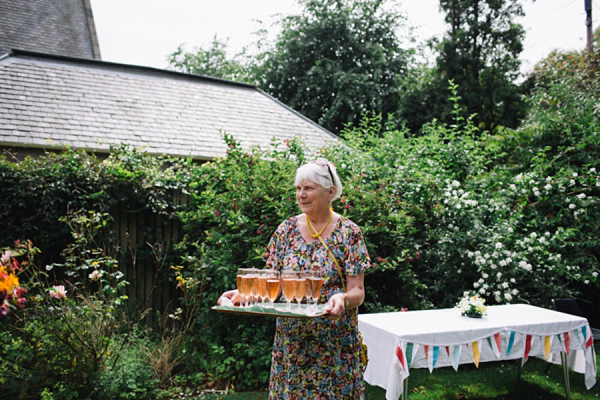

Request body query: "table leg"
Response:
[560, 352, 571, 400]
[402, 376, 409, 400]
[517, 359, 522, 382]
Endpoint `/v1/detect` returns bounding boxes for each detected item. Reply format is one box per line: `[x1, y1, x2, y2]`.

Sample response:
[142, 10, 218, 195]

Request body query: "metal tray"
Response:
[212, 303, 328, 319]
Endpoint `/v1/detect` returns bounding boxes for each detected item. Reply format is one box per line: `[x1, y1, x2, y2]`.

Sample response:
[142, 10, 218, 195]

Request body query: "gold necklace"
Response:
[306, 209, 332, 238]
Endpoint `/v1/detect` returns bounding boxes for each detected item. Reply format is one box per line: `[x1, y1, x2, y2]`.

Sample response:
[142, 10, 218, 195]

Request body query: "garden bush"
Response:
[0, 66, 598, 396]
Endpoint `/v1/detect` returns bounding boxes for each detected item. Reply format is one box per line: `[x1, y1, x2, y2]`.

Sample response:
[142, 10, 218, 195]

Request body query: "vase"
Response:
[465, 312, 483, 318]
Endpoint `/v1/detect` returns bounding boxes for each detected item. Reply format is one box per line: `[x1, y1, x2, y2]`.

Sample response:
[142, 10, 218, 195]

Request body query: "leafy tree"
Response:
[434, 0, 526, 132]
[167, 35, 254, 83]
[254, 0, 412, 134]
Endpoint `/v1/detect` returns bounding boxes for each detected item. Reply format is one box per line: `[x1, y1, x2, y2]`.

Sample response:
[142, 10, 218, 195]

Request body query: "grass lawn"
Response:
[193, 344, 599, 399]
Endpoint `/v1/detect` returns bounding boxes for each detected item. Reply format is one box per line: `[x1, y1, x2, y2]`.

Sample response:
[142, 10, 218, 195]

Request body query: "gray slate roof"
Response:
[0, 50, 339, 160]
[0, 0, 101, 60]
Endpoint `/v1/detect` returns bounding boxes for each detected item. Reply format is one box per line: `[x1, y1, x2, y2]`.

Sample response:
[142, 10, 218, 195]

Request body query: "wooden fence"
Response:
[111, 189, 190, 328]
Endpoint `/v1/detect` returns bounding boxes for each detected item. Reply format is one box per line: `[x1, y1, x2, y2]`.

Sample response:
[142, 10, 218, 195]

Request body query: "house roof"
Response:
[0, 0, 101, 60]
[0, 50, 339, 160]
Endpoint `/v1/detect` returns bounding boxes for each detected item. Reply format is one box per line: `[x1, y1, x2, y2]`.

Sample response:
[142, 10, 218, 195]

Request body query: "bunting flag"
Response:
[582, 326, 588, 342]
[486, 333, 502, 358]
[522, 334, 533, 365]
[586, 335, 594, 349]
[424, 345, 435, 372]
[396, 345, 407, 373]
[471, 340, 482, 368]
[405, 342, 419, 370]
[433, 346, 441, 369]
[506, 331, 516, 355]
[543, 335, 553, 360]
[445, 346, 450, 357]
[574, 327, 582, 345]
[451, 345, 462, 371]
[564, 332, 571, 356]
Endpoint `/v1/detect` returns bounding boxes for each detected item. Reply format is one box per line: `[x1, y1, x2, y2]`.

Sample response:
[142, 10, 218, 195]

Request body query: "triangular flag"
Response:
[582, 326, 588, 342]
[506, 331, 516, 355]
[405, 342, 419, 370]
[424, 345, 435, 372]
[445, 346, 450, 357]
[574, 328, 582, 345]
[396, 345, 407, 372]
[494, 333, 502, 357]
[543, 335, 553, 360]
[522, 334, 533, 366]
[564, 332, 571, 356]
[451, 345, 461, 371]
[487, 333, 502, 358]
[433, 346, 440, 369]
[472, 340, 481, 368]
[586, 335, 593, 349]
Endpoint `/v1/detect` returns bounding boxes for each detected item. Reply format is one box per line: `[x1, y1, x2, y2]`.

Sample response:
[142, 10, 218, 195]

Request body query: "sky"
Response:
[89, 0, 596, 76]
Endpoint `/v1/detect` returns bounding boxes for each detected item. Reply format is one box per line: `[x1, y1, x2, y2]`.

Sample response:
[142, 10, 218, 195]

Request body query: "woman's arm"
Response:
[325, 273, 365, 320]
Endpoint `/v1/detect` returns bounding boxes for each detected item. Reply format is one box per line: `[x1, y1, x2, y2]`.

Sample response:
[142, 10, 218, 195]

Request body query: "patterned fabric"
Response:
[264, 215, 371, 399]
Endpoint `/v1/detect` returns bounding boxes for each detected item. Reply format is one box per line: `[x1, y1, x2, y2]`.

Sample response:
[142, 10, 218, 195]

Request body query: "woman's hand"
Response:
[217, 289, 241, 306]
[325, 293, 346, 320]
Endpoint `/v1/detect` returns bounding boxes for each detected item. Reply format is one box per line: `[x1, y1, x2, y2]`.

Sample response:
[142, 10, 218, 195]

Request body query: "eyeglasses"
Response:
[312, 160, 335, 186]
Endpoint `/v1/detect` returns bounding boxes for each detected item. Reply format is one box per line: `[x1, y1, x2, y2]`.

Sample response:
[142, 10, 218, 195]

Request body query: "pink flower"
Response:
[215, 210, 221, 217]
[50, 285, 67, 299]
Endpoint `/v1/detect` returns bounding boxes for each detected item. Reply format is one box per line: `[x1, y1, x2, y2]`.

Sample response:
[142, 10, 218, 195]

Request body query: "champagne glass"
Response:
[256, 269, 270, 307]
[307, 270, 324, 312]
[265, 269, 280, 309]
[248, 268, 259, 307]
[236, 268, 250, 307]
[281, 270, 297, 312]
[293, 271, 307, 312]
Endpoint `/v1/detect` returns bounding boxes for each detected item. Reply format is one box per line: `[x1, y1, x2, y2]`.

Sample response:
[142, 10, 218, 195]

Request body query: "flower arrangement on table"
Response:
[457, 291, 487, 318]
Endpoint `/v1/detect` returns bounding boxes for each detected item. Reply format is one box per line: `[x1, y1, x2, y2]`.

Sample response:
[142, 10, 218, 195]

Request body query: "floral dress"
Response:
[263, 216, 371, 400]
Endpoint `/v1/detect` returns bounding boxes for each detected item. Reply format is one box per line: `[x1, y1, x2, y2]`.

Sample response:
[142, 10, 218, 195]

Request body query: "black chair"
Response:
[552, 298, 600, 341]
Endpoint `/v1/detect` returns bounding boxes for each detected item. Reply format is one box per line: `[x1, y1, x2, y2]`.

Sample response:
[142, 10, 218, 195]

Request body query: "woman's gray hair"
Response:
[295, 158, 343, 202]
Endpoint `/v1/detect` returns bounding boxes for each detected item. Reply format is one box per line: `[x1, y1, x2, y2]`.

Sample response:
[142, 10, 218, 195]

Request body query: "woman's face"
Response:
[295, 179, 332, 215]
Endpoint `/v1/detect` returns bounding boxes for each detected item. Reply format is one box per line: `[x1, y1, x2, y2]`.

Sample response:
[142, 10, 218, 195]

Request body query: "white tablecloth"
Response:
[358, 304, 597, 400]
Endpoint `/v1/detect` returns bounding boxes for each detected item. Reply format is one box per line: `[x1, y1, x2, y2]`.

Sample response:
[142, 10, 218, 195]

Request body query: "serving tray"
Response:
[212, 303, 328, 319]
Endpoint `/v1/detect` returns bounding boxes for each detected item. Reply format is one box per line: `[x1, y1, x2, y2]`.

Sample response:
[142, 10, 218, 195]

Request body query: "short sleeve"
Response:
[342, 220, 371, 276]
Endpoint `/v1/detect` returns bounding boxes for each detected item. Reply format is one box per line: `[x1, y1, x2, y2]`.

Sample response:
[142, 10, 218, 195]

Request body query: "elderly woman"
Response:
[219, 158, 370, 399]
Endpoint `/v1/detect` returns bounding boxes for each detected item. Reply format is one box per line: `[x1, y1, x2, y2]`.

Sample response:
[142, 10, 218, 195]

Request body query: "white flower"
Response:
[50, 285, 67, 299]
[577, 193, 586, 199]
[495, 242, 503, 249]
[467, 251, 474, 258]
[546, 176, 553, 182]
[508, 227, 513, 233]
[573, 172, 578, 177]
[510, 184, 517, 190]
[89, 270, 104, 281]
[494, 291, 502, 302]
[544, 184, 552, 190]
[0, 250, 12, 265]
[584, 280, 590, 285]
[496, 272, 502, 279]
[590, 167, 596, 173]
[593, 272, 598, 278]
[482, 273, 489, 279]
[512, 288, 519, 295]
[530, 232, 537, 238]
[502, 282, 509, 289]
[473, 282, 480, 288]
[504, 292, 513, 301]
[510, 278, 516, 283]
[452, 180, 460, 187]
[569, 203, 576, 209]
[570, 179, 576, 186]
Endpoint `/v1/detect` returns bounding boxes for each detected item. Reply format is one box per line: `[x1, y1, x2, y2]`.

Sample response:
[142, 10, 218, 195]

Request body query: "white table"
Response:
[358, 304, 597, 400]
